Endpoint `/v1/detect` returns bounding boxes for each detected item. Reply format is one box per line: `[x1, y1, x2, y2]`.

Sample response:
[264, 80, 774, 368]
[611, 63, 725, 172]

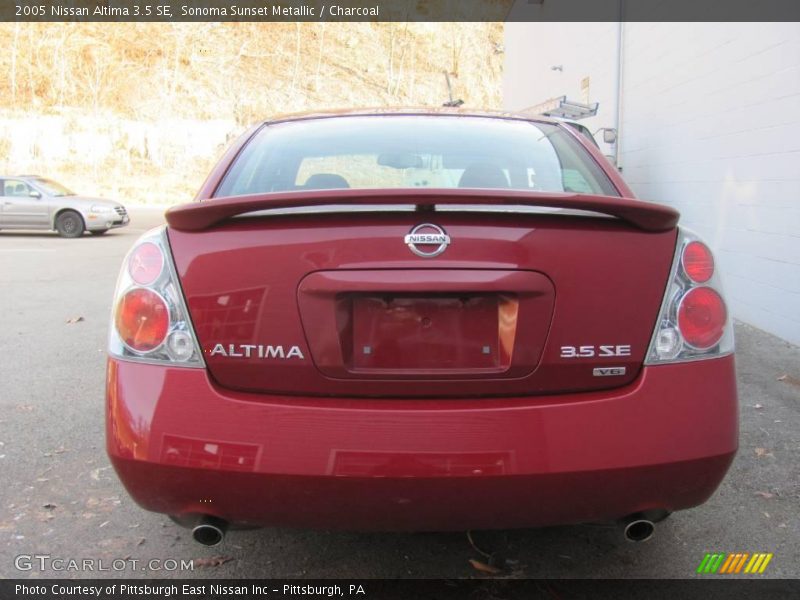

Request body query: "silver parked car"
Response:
[0, 176, 129, 238]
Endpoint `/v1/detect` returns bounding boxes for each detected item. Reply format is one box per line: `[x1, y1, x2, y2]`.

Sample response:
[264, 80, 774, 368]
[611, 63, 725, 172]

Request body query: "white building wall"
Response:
[504, 22, 622, 158]
[504, 22, 800, 345]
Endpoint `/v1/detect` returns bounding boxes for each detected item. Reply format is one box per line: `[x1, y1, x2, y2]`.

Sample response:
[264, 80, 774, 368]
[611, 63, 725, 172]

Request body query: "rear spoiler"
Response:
[166, 189, 679, 232]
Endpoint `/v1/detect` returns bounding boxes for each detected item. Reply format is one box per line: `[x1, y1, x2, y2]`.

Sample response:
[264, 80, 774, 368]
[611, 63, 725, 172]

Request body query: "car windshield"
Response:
[33, 178, 75, 196]
[215, 115, 619, 198]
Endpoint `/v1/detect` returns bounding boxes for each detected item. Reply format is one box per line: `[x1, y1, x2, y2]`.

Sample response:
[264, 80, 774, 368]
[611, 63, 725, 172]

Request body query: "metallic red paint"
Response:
[168, 188, 679, 232]
[107, 355, 737, 530]
[168, 212, 676, 397]
[109, 109, 738, 532]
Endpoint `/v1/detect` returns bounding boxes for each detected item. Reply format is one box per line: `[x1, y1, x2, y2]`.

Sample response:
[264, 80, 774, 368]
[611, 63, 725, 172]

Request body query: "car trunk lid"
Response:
[167, 192, 677, 398]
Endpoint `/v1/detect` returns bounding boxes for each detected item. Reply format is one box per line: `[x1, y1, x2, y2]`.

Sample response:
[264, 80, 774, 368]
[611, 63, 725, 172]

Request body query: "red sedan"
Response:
[106, 110, 737, 546]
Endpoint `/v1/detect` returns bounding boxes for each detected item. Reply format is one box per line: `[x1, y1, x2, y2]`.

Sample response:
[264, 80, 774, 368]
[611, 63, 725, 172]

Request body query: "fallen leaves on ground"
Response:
[42, 503, 57, 510]
[90, 466, 110, 481]
[777, 374, 800, 387]
[66, 316, 85, 324]
[43, 448, 69, 458]
[754, 447, 775, 458]
[85, 496, 121, 513]
[194, 556, 233, 568]
[468, 559, 502, 575]
[464, 531, 526, 578]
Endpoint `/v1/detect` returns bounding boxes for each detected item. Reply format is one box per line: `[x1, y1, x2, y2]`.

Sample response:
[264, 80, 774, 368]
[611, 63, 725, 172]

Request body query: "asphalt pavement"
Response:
[1, 206, 798, 579]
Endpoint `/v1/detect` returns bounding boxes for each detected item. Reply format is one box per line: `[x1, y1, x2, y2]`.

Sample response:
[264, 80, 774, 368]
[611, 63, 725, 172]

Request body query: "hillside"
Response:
[0, 23, 505, 204]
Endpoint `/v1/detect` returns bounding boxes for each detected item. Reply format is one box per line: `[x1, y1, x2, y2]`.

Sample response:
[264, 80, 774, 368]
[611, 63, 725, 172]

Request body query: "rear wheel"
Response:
[90, 229, 109, 236]
[55, 210, 84, 238]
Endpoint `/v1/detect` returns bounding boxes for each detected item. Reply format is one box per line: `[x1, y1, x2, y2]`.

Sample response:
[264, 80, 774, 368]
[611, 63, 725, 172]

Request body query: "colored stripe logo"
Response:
[697, 552, 773, 574]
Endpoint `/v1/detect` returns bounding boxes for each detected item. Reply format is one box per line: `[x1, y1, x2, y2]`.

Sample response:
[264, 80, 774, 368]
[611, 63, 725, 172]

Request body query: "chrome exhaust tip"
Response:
[622, 515, 655, 542]
[191, 515, 228, 546]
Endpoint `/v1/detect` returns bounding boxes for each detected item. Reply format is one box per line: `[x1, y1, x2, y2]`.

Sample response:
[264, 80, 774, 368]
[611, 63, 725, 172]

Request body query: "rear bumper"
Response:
[106, 355, 738, 531]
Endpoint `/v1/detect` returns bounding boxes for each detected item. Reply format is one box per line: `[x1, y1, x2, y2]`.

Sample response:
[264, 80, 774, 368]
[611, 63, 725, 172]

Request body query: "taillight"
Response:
[128, 242, 164, 285]
[115, 288, 169, 352]
[677, 287, 727, 349]
[682, 241, 714, 283]
[109, 227, 204, 366]
[645, 228, 733, 364]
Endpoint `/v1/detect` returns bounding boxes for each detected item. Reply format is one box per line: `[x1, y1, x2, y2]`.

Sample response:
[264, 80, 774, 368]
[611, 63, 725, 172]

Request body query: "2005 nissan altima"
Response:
[106, 109, 737, 545]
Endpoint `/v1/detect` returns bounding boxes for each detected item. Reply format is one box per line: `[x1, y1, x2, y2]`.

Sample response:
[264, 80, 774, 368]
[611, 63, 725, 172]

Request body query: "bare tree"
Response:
[10, 22, 20, 107]
[314, 23, 325, 92]
[291, 22, 301, 95]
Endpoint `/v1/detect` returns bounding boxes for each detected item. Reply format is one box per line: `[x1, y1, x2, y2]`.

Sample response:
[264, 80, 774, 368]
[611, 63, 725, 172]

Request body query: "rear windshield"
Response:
[215, 115, 619, 198]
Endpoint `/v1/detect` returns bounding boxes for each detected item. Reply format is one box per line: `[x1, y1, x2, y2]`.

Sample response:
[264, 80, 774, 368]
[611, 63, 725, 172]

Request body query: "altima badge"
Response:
[209, 344, 305, 359]
[404, 223, 450, 257]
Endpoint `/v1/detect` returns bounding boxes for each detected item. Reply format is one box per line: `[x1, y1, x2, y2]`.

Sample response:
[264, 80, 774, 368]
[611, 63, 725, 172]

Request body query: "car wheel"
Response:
[55, 210, 85, 238]
[90, 229, 109, 236]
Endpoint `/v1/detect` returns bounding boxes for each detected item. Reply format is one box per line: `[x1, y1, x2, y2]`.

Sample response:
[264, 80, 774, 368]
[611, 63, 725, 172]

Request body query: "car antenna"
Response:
[442, 72, 464, 107]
